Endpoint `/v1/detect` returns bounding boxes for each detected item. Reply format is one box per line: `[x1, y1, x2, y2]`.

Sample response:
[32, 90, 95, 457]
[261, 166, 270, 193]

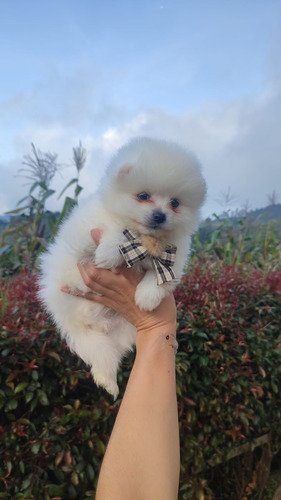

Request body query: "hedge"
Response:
[175, 263, 281, 498]
[1, 264, 281, 499]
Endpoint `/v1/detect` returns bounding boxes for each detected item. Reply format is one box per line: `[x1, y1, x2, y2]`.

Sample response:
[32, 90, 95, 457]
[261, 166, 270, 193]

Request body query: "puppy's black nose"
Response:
[152, 211, 166, 225]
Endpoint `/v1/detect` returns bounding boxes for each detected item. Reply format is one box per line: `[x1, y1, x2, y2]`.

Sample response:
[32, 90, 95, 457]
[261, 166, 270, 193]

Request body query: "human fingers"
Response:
[61, 285, 99, 301]
[60, 263, 121, 300]
[77, 262, 126, 295]
[60, 284, 124, 314]
[60, 263, 124, 306]
[76, 259, 143, 295]
[61, 263, 144, 323]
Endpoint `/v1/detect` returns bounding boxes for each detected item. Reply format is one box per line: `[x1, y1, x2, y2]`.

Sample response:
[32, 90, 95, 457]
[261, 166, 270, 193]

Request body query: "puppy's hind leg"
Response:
[69, 331, 121, 399]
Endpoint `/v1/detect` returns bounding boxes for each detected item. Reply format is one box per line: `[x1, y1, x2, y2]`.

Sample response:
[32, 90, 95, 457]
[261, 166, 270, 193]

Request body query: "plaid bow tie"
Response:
[119, 229, 177, 285]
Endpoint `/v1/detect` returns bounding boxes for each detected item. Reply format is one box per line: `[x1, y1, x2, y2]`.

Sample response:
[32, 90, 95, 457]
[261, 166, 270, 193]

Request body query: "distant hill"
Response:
[198, 203, 281, 246]
[1, 204, 281, 238]
[203, 204, 281, 225]
[242, 203, 281, 223]
[0, 216, 10, 235]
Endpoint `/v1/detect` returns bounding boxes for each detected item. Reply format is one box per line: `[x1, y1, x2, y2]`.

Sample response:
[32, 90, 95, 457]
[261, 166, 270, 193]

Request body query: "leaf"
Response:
[29, 180, 45, 194]
[30, 398, 38, 412]
[55, 451, 64, 467]
[62, 465, 73, 473]
[56, 196, 76, 226]
[14, 382, 29, 394]
[196, 489, 205, 500]
[74, 399, 80, 410]
[21, 474, 32, 490]
[47, 351, 61, 362]
[5, 371, 19, 383]
[6, 399, 18, 410]
[86, 464, 95, 481]
[25, 392, 34, 403]
[19, 460, 25, 474]
[64, 449, 72, 465]
[74, 184, 83, 197]
[1, 347, 11, 356]
[0, 244, 13, 256]
[5, 460, 12, 474]
[38, 390, 50, 406]
[271, 381, 278, 394]
[32, 370, 39, 381]
[197, 332, 209, 339]
[85, 490, 96, 497]
[96, 439, 105, 456]
[31, 441, 41, 454]
[5, 205, 30, 214]
[68, 484, 77, 499]
[46, 483, 65, 496]
[71, 471, 79, 486]
[258, 366, 266, 378]
[57, 178, 78, 199]
[184, 397, 197, 407]
[41, 188, 55, 202]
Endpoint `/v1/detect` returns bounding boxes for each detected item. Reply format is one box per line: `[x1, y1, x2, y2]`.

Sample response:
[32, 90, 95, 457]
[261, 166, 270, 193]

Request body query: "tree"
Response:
[216, 187, 237, 217]
[267, 189, 279, 206]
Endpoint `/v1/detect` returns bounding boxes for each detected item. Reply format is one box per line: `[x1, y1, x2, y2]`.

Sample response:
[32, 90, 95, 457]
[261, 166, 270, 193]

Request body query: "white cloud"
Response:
[1, 75, 281, 219]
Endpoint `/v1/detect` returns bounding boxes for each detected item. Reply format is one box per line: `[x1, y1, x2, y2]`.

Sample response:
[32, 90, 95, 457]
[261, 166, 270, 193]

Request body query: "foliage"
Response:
[0, 272, 120, 499]
[194, 214, 281, 270]
[1, 142, 281, 498]
[18, 143, 59, 191]
[0, 260, 281, 498]
[0, 143, 85, 277]
[175, 263, 281, 498]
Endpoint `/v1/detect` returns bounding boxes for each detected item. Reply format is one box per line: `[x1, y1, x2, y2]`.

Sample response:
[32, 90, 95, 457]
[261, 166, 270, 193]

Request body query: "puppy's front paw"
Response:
[135, 282, 167, 311]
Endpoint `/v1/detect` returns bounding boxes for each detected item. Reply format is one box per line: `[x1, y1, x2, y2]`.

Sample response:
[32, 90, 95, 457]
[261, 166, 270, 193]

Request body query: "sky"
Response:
[1, 0, 281, 219]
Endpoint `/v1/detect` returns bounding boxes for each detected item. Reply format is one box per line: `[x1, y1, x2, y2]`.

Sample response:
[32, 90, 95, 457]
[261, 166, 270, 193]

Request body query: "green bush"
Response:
[175, 263, 281, 498]
[1, 143, 281, 498]
[0, 273, 122, 499]
[1, 263, 281, 499]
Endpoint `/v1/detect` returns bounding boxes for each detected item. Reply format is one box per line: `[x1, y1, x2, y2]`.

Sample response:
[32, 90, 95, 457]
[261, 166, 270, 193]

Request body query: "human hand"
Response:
[61, 229, 177, 338]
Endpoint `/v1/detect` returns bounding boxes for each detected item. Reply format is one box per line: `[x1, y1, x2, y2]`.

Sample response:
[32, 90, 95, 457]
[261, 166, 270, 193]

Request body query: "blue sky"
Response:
[1, 0, 281, 217]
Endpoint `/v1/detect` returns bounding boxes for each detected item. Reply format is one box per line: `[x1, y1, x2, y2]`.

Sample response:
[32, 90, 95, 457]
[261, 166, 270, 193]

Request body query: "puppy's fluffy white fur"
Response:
[38, 137, 206, 398]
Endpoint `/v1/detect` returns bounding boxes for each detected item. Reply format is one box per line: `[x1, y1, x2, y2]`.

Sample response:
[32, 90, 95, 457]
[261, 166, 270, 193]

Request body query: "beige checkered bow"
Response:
[119, 229, 177, 285]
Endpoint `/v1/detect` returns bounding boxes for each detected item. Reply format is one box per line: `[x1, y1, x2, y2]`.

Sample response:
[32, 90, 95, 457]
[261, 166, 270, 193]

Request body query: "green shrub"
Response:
[1, 263, 281, 499]
[175, 263, 281, 498]
[0, 273, 124, 499]
[2, 142, 281, 498]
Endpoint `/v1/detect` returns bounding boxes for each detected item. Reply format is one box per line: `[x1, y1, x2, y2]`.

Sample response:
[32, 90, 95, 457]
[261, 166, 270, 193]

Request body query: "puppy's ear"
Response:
[117, 163, 133, 180]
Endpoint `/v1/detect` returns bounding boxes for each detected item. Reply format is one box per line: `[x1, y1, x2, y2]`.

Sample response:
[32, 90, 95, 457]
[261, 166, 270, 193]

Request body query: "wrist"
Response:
[135, 321, 177, 354]
[136, 321, 177, 338]
[134, 331, 178, 373]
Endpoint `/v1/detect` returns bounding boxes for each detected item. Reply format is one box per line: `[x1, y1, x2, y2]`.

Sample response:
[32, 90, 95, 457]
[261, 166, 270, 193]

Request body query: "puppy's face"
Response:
[102, 138, 206, 238]
[120, 188, 188, 236]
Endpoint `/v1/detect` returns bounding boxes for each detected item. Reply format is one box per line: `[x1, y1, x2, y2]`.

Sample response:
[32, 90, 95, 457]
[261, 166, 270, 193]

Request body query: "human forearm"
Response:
[95, 330, 180, 500]
[62, 254, 181, 499]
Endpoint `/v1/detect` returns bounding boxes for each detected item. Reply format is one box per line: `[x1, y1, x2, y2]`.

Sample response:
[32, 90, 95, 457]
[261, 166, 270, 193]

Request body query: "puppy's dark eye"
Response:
[170, 198, 180, 209]
[137, 192, 151, 201]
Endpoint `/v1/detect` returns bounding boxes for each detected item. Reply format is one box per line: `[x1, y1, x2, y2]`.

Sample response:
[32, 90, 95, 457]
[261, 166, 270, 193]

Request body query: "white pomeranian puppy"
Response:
[38, 137, 206, 398]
